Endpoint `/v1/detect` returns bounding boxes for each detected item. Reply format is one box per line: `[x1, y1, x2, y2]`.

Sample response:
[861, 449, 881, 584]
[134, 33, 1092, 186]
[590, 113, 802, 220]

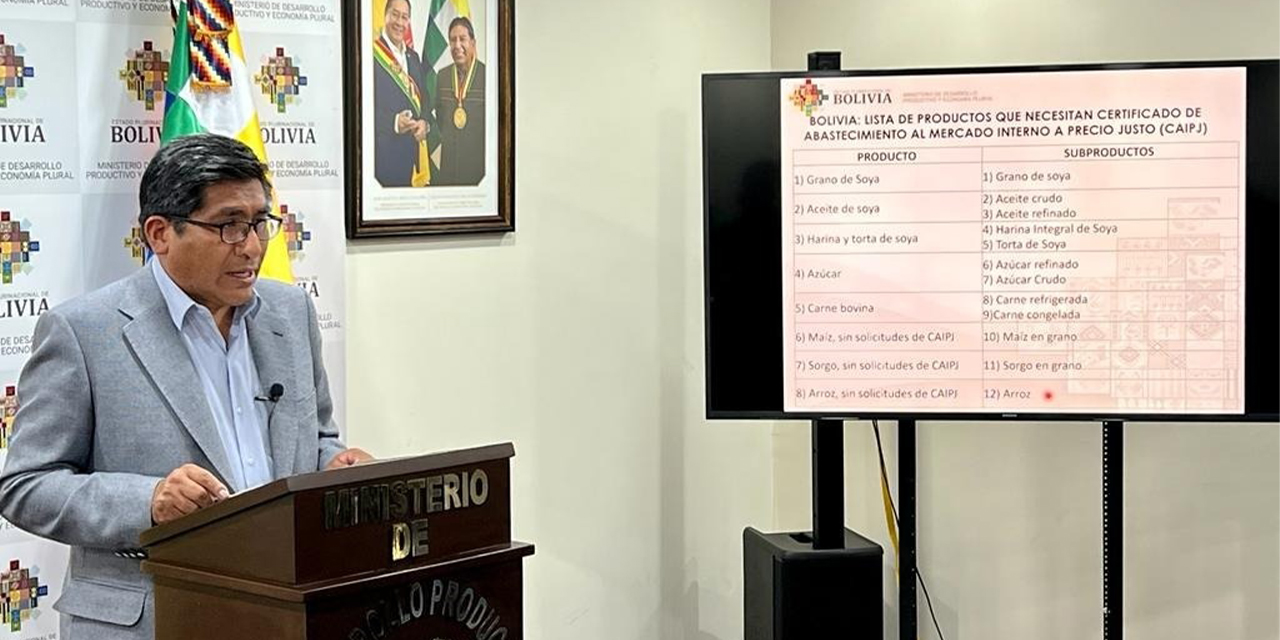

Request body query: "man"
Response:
[433, 16, 486, 186]
[0, 134, 372, 639]
[373, 0, 430, 187]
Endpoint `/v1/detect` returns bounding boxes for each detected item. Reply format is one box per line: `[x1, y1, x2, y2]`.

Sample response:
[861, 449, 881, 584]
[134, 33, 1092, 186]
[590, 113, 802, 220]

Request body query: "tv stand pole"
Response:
[900, 418, 918, 640]
[811, 419, 844, 549]
[807, 47, 847, 556]
[1102, 419, 1123, 639]
[811, 417, 917, 640]
[739, 48, 883, 639]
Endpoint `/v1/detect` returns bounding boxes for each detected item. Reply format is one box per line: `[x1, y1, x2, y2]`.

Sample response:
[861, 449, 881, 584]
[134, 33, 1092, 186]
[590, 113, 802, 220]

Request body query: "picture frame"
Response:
[342, 0, 514, 238]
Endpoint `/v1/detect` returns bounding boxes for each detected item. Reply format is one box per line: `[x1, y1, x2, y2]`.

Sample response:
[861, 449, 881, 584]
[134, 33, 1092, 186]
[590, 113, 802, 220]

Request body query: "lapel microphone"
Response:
[254, 383, 285, 403]
[255, 383, 285, 432]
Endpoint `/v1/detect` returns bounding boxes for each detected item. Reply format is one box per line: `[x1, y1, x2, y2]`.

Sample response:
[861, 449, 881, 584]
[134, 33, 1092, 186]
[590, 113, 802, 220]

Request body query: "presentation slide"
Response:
[780, 67, 1246, 414]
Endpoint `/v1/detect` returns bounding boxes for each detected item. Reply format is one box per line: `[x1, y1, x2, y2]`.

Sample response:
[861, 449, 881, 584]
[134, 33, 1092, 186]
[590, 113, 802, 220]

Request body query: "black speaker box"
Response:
[743, 527, 883, 639]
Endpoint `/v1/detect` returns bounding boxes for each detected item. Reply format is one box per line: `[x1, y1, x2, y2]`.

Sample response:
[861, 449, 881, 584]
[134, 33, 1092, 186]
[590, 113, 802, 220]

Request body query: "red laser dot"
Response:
[1044, 390, 1054, 401]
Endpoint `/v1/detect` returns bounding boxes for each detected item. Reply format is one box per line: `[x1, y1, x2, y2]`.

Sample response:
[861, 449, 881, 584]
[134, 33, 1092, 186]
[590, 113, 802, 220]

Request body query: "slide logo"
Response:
[789, 79, 828, 117]
[255, 47, 308, 114]
[1, 559, 49, 632]
[118, 40, 170, 111]
[0, 34, 35, 109]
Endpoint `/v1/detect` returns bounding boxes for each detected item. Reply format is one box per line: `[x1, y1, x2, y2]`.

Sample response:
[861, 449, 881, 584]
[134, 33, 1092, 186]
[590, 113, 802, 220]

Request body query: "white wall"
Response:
[344, 1, 774, 638]
[770, 1, 1280, 639]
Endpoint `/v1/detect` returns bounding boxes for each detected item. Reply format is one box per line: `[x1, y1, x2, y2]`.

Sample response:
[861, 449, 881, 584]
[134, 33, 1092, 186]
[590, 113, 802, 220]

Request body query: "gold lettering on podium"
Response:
[324, 468, 490, 531]
[391, 518, 431, 561]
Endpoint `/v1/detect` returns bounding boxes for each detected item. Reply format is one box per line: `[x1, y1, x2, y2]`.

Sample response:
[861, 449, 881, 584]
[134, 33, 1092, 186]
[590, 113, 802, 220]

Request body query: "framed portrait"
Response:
[342, 0, 514, 237]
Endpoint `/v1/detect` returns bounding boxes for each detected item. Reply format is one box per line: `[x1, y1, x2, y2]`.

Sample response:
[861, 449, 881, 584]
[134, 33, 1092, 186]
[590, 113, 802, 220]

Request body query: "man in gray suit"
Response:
[0, 134, 371, 639]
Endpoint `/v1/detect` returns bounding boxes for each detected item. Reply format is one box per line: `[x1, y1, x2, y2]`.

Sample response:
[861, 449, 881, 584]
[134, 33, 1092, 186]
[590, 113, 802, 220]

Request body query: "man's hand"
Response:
[395, 110, 414, 134]
[325, 447, 375, 470]
[151, 464, 229, 525]
[412, 119, 429, 142]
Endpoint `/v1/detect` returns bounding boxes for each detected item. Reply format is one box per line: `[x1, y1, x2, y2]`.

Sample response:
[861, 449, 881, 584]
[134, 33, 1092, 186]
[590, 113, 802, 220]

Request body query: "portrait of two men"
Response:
[372, 0, 486, 188]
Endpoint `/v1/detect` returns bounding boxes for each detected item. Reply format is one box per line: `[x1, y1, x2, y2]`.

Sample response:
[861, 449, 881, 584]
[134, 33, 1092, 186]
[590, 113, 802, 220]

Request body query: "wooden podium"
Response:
[139, 443, 533, 640]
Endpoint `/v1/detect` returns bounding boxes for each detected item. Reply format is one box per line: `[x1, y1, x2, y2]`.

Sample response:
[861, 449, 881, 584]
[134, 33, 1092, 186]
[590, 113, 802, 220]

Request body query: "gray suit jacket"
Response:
[0, 266, 346, 639]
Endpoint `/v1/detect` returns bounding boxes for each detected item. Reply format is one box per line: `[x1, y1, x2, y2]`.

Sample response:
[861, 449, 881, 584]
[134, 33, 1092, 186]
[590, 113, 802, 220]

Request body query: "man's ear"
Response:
[143, 216, 172, 256]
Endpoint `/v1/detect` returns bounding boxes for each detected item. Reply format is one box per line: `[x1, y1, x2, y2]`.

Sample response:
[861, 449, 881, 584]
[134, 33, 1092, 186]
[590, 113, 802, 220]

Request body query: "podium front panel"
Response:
[293, 456, 513, 584]
[151, 545, 531, 640]
[306, 554, 526, 640]
[153, 578, 307, 639]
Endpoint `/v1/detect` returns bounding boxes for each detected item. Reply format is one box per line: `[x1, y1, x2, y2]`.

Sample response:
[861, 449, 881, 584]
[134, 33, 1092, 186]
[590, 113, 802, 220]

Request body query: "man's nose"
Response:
[240, 229, 266, 257]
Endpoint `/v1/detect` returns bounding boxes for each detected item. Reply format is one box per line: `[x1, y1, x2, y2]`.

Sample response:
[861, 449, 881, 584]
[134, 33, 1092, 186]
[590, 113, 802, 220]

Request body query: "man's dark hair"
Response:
[448, 16, 475, 41]
[385, 0, 410, 15]
[138, 133, 272, 240]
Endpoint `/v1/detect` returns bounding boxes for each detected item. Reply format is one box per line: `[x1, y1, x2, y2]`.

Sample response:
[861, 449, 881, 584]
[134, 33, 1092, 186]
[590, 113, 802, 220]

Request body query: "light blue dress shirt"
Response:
[151, 259, 273, 492]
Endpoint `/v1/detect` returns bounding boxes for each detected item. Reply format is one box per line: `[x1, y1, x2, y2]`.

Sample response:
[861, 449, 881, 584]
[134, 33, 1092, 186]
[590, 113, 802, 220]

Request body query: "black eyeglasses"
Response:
[169, 215, 283, 244]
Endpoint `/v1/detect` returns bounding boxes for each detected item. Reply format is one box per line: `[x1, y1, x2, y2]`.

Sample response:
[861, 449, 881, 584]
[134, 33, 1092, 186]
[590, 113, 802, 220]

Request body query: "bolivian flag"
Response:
[161, 0, 293, 283]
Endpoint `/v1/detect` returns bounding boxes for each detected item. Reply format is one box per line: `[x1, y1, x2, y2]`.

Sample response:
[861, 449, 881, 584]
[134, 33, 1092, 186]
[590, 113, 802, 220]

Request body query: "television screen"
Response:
[703, 60, 1278, 421]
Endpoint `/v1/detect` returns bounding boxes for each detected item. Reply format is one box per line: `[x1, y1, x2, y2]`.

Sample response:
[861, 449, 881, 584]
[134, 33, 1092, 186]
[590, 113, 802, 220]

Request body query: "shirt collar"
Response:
[150, 258, 261, 331]
[380, 30, 406, 57]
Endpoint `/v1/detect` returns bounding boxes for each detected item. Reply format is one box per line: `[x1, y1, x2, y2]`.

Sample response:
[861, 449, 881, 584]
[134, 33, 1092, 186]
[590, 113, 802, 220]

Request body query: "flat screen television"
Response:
[703, 60, 1278, 421]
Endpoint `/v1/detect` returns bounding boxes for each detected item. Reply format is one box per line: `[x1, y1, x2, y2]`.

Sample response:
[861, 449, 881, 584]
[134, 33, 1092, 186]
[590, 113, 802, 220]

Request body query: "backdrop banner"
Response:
[0, 4, 346, 635]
